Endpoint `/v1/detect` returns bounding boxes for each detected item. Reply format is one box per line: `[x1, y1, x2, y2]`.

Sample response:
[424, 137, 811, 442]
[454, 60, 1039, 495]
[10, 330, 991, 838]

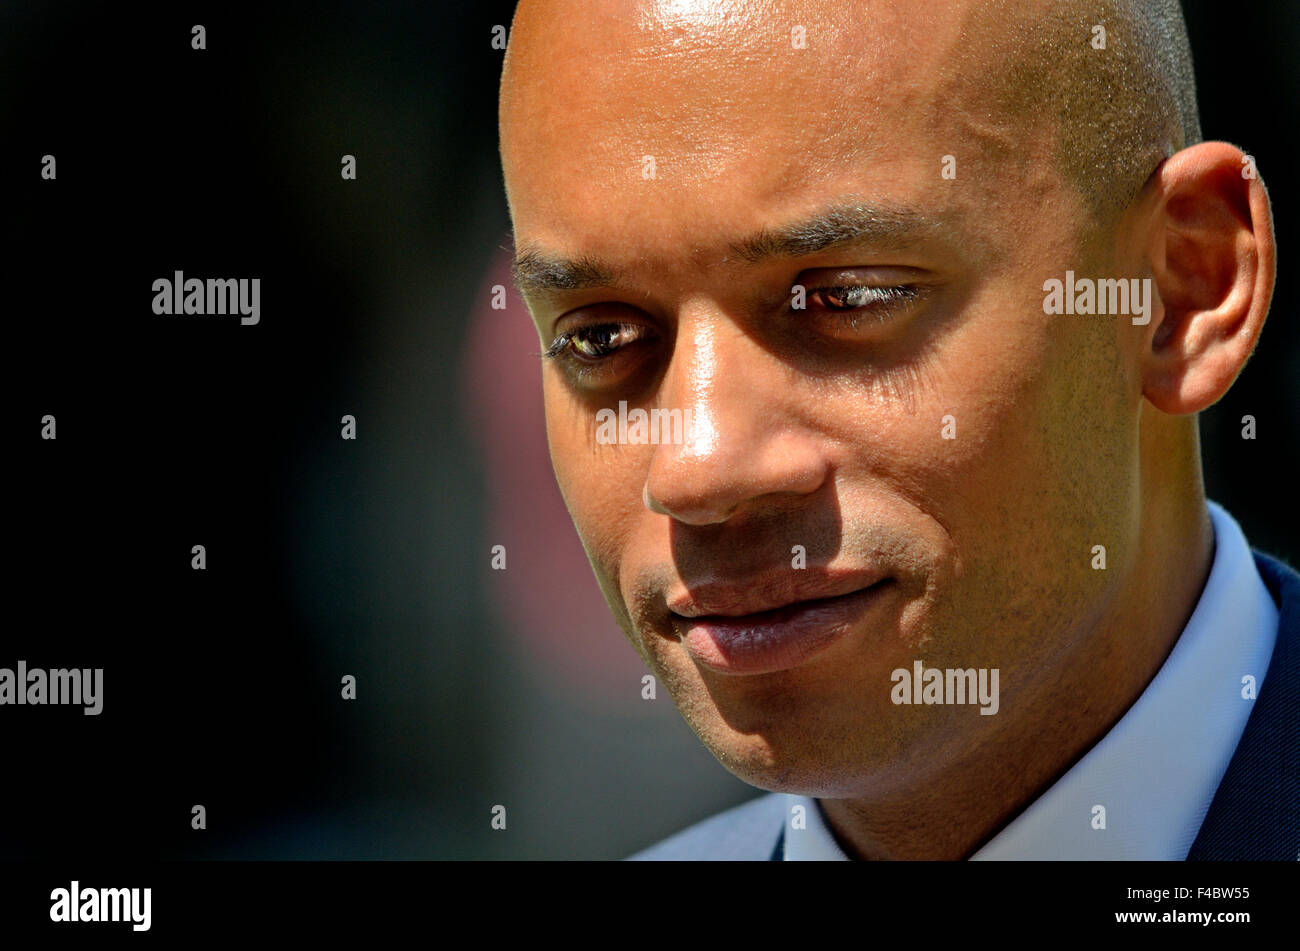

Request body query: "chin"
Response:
[694, 716, 889, 799]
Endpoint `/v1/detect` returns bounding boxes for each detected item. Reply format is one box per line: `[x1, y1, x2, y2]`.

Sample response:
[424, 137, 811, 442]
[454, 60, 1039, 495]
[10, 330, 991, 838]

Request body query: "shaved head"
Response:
[980, 0, 1201, 220]
[501, 0, 1202, 226]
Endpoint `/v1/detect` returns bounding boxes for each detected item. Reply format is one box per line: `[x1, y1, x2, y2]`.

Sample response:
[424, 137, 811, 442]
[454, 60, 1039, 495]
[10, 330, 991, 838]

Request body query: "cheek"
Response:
[885, 282, 1115, 518]
[542, 380, 645, 584]
[820, 285, 1118, 603]
[823, 298, 1057, 527]
[883, 294, 1134, 637]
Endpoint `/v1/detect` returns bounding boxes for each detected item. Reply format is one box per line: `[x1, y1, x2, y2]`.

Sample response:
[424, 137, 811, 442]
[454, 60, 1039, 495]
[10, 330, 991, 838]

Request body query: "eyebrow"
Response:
[512, 249, 619, 295]
[731, 202, 939, 261]
[511, 200, 942, 296]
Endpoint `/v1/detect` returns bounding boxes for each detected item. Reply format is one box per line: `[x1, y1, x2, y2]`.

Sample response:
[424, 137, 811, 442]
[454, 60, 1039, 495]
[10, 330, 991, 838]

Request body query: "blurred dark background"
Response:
[3, 1, 1296, 860]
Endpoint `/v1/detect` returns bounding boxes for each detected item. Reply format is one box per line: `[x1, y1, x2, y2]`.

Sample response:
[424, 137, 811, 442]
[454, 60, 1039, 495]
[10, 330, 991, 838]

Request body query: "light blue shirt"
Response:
[784, 501, 1280, 860]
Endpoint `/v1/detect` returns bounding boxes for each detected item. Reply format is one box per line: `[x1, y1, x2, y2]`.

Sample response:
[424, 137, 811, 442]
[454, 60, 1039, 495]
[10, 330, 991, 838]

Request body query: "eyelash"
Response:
[805, 283, 921, 327]
[542, 284, 922, 370]
[544, 322, 650, 363]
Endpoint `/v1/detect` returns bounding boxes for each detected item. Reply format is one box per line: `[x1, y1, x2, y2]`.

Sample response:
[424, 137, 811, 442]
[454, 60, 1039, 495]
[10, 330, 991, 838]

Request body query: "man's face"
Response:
[501, 0, 1146, 798]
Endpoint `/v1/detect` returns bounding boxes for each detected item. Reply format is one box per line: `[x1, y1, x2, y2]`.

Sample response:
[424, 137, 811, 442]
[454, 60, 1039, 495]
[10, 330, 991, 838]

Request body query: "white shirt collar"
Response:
[784, 501, 1279, 860]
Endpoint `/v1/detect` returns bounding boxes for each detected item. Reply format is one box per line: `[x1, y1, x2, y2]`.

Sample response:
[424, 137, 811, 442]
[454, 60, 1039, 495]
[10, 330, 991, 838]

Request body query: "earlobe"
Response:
[1141, 142, 1276, 415]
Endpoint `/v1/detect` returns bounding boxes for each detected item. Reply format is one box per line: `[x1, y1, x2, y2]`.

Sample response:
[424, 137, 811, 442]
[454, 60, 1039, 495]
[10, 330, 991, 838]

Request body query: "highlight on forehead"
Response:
[502, 0, 1202, 228]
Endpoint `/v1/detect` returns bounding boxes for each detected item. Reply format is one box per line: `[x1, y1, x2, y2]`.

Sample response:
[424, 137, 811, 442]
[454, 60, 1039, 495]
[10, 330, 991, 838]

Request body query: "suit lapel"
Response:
[770, 825, 785, 861]
[1186, 552, 1300, 860]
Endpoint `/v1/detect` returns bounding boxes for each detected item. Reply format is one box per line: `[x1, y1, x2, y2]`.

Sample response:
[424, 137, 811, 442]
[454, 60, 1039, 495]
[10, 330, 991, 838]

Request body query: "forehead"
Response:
[501, 0, 1052, 267]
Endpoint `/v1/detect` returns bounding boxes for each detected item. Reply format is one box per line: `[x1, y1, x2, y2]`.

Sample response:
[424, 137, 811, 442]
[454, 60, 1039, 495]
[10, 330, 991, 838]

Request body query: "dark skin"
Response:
[499, 0, 1276, 858]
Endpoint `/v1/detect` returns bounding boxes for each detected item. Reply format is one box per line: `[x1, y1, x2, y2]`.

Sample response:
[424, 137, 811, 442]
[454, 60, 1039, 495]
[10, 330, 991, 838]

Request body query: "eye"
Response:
[544, 321, 655, 367]
[806, 283, 922, 326]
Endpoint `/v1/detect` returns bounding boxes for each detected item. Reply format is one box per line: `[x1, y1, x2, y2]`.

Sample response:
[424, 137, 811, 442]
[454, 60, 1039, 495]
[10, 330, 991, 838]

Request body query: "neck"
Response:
[821, 413, 1213, 860]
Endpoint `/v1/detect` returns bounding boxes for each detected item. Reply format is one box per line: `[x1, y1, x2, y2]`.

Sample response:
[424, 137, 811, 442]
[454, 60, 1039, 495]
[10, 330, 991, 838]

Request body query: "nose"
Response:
[642, 311, 829, 525]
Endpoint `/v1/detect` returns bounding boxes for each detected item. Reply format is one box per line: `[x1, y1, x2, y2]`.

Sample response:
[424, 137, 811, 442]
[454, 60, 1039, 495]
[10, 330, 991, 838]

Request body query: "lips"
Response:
[667, 574, 893, 675]
[667, 571, 886, 618]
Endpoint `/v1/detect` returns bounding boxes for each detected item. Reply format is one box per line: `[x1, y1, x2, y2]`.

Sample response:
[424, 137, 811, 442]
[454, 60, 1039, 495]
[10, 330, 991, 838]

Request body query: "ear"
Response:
[1141, 142, 1276, 415]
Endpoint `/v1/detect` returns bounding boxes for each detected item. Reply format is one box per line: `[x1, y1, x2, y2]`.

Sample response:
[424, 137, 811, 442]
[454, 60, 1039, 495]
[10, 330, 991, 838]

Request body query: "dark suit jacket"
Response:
[631, 551, 1300, 860]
